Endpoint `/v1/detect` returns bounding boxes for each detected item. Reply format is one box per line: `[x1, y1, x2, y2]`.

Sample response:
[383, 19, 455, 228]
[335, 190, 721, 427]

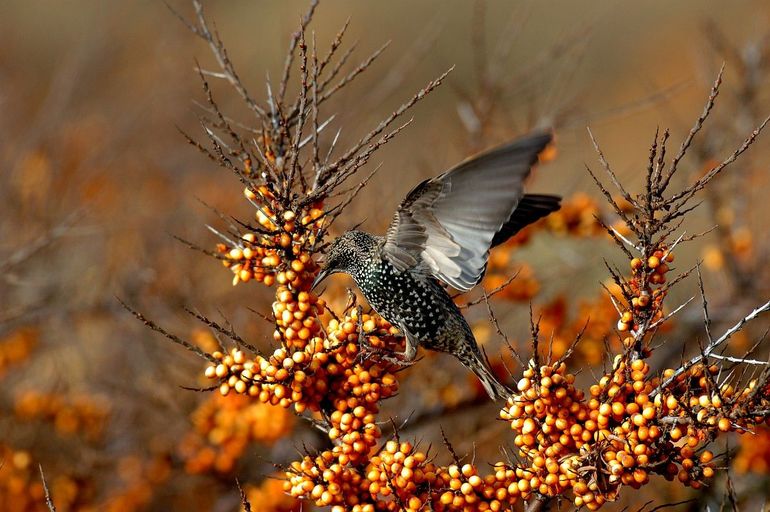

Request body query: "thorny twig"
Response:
[39, 466, 56, 512]
[120, 299, 216, 363]
[653, 298, 770, 396]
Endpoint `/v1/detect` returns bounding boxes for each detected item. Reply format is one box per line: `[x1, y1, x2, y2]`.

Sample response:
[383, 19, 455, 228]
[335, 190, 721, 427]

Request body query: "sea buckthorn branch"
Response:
[508, 69, 770, 511]
[159, 3, 487, 510]
[170, 0, 450, 217]
[586, 68, 768, 359]
[0, 211, 81, 277]
[654, 294, 770, 398]
[39, 466, 55, 512]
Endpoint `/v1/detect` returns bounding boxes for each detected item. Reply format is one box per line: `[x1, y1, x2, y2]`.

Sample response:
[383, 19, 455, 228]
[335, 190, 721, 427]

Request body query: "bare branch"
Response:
[654, 299, 770, 395]
[277, 0, 319, 105]
[183, 307, 261, 354]
[459, 269, 521, 309]
[658, 64, 724, 194]
[664, 114, 770, 211]
[119, 299, 216, 363]
[587, 127, 636, 207]
[39, 466, 56, 512]
[189, 0, 267, 119]
[310, 66, 453, 197]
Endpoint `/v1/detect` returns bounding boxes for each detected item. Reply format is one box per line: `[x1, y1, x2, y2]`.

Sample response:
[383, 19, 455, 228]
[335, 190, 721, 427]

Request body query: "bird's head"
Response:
[312, 230, 377, 290]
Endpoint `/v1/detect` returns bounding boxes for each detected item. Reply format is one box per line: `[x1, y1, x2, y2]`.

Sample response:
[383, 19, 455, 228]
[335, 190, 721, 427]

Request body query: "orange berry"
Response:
[718, 417, 731, 432]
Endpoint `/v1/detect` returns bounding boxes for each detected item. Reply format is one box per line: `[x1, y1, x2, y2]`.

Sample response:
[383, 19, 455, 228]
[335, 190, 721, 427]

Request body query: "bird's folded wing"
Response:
[382, 131, 553, 291]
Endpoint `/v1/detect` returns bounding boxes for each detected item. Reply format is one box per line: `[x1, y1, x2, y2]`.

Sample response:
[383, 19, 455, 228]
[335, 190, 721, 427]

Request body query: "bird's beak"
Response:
[311, 268, 331, 291]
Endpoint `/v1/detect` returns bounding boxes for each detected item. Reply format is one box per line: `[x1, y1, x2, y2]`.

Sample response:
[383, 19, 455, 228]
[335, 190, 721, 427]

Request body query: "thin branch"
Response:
[647, 296, 695, 331]
[119, 299, 216, 363]
[708, 353, 769, 365]
[459, 269, 521, 309]
[654, 299, 770, 395]
[187, 0, 267, 120]
[0, 212, 81, 274]
[277, 0, 319, 105]
[587, 127, 636, 207]
[310, 66, 452, 198]
[658, 65, 724, 194]
[39, 466, 56, 512]
[664, 114, 770, 211]
[183, 307, 260, 354]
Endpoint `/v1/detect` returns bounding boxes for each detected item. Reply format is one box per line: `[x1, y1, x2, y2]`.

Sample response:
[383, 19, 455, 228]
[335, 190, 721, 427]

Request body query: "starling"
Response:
[312, 131, 560, 400]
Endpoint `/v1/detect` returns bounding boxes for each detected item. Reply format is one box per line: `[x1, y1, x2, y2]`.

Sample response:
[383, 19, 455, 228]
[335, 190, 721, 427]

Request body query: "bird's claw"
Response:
[357, 343, 414, 368]
[377, 352, 414, 368]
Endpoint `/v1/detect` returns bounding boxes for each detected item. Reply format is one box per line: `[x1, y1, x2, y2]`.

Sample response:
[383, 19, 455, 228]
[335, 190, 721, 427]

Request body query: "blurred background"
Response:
[1, 0, 769, 510]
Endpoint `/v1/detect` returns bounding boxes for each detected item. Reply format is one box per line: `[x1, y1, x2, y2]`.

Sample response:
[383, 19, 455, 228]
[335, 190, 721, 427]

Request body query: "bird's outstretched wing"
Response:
[382, 131, 554, 291]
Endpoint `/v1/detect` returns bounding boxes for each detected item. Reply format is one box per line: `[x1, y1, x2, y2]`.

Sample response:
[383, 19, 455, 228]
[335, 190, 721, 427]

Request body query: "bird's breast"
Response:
[356, 260, 458, 341]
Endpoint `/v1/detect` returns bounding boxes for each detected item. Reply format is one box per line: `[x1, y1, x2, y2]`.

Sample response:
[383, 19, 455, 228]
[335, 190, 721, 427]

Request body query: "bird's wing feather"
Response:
[490, 194, 561, 248]
[382, 131, 553, 291]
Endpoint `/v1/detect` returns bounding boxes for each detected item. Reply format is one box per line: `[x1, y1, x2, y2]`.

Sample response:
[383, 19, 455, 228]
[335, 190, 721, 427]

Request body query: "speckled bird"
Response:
[312, 132, 560, 400]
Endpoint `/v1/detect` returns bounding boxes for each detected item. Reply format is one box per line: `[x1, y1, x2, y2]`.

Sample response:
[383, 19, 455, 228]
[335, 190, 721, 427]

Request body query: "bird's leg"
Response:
[353, 307, 390, 364]
[353, 306, 374, 365]
[403, 332, 417, 361]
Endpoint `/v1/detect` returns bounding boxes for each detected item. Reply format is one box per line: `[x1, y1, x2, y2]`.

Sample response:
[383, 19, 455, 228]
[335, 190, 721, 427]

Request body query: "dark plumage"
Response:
[313, 131, 560, 400]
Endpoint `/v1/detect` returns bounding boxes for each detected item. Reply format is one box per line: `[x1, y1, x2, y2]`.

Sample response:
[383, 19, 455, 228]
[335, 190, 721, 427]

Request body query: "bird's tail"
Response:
[465, 351, 511, 401]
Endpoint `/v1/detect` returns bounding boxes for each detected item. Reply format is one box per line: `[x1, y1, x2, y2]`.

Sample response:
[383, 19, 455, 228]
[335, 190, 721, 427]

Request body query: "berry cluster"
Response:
[243, 474, 301, 512]
[14, 391, 110, 441]
[657, 363, 770, 440]
[618, 247, 674, 350]
[202, 310, 400, 417]
[216, 186, 323, 288]
[543, 193, 608, 238]
[735, 426, 770, 473]
[280, 313, 405, 503]
[0, 328, 38, 376]
[178, 393, 294, 474]
[287, 440, 519, 511]
[499, 357, 722, 509]
[501, 361, 592, 504]
[203, 192, 425, 507]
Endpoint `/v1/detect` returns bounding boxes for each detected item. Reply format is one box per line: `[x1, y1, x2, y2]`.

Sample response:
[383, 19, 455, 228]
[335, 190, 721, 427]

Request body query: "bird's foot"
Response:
[358, 344, 414, 368]
[378, 351, 415, 368]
